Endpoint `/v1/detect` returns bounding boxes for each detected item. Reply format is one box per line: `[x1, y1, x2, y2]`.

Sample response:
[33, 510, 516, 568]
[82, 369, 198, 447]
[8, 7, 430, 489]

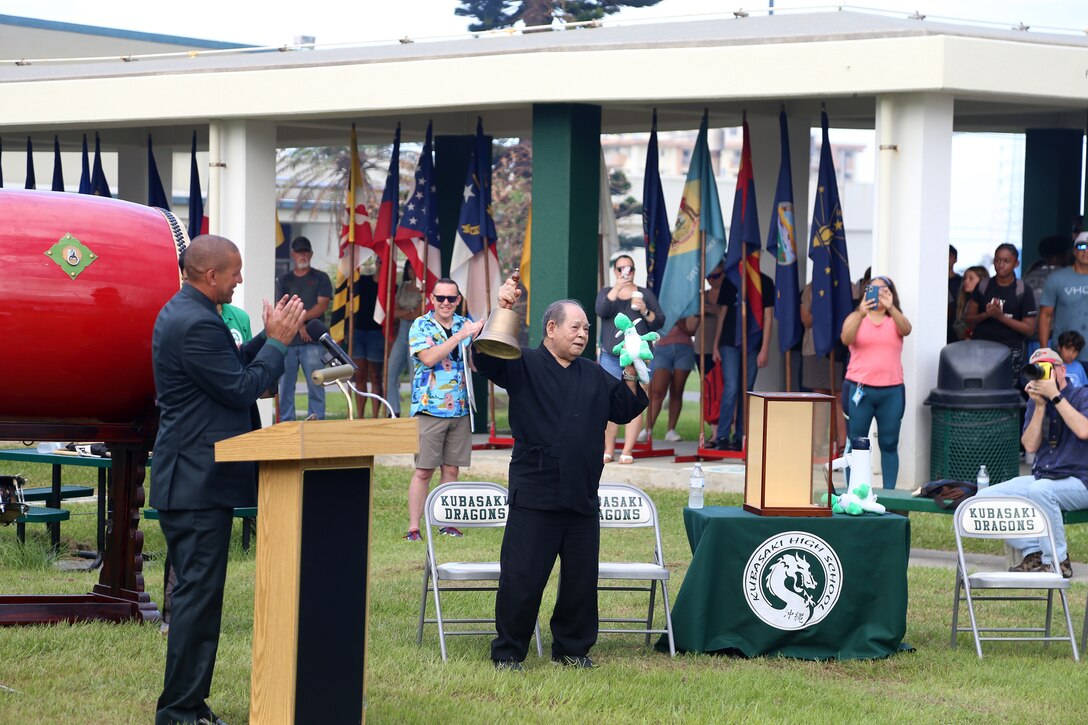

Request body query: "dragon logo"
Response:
[743, 531, 842, 631]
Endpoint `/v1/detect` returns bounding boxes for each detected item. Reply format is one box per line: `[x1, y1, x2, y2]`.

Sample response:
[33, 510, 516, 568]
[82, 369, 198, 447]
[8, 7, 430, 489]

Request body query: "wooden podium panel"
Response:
[216, 418, 417, 725]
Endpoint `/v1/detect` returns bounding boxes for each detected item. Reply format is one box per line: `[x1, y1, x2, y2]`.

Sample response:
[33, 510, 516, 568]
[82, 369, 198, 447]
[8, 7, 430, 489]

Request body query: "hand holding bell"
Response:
[498, 269, 521, 310]
[474, 268, 523, 359]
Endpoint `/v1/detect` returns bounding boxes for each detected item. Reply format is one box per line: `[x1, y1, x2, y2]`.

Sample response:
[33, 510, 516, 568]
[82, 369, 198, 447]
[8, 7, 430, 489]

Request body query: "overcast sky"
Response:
[1, 0, 1086, 48]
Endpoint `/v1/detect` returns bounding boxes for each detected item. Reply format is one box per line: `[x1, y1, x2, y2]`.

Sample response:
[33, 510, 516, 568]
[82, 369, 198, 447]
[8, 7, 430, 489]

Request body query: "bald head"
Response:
[184, 235, 244, 305]
[184, 235, 238, 279]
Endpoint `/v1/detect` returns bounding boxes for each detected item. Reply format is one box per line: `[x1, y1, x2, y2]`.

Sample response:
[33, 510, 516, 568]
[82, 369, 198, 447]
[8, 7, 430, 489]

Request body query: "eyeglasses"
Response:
[1075, 243, 1088, 252]
[433, 294, 459, 304]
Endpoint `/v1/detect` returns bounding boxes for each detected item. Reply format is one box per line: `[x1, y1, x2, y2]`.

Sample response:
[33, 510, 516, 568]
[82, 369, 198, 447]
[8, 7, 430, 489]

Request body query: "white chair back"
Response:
[426, 482, 509, 529]
[598, 482, 656, 529]
[954, 495, 1051, 542]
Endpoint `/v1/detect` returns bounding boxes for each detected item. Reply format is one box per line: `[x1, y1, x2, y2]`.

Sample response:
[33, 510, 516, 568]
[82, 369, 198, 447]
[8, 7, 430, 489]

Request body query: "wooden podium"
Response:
[216, 418, 417, 725]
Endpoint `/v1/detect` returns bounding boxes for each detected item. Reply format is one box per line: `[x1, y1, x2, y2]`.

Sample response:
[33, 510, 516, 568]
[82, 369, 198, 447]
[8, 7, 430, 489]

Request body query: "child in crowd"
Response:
[1058, 330, 1086, 387]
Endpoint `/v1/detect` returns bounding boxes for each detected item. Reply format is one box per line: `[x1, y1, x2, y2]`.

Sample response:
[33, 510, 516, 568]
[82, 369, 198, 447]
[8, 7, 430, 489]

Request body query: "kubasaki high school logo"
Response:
[743, 531, 843, 631]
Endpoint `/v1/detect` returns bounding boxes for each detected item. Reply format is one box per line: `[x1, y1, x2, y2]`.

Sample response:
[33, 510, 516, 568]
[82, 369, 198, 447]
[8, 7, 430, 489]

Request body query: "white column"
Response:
[872, 93, 954, 489]
[216, 119, 277, 324]
[216, 119, 278, 425]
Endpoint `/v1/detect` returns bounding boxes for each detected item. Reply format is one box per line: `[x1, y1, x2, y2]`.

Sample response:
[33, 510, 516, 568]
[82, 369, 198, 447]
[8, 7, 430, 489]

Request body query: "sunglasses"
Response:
[433, 294, 460, 304]
[1076, 243, 1088, 251]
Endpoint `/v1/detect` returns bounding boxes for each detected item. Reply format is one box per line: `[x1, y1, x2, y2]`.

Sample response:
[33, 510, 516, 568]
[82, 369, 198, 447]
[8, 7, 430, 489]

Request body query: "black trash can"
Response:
[924, 340, 1021, 484]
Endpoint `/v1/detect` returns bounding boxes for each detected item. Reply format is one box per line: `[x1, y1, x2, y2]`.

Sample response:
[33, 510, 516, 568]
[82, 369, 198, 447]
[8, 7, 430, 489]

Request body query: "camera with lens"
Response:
[1021, 361, 1053, 381]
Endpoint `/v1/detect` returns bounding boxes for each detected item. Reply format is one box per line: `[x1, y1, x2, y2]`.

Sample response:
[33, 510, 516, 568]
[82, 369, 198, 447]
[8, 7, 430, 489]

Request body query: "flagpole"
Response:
[381, 248, 396, 418]
[784, 349, 793, 392]
[739, 258, 749, 451]
[698, 230, 707, 449]
[347, 124, 357, 361]
[482, 236, 497, 438]
[829, 350, 839, 456]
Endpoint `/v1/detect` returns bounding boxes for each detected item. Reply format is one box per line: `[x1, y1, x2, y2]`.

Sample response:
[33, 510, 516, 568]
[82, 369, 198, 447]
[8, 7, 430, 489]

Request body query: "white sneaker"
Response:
[635, 429, 648, 443]
[665, 429, 682, 442]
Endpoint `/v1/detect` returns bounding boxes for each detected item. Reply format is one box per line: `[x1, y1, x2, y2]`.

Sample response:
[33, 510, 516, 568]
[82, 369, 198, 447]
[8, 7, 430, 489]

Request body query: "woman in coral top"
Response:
[840, 275, 913, 489]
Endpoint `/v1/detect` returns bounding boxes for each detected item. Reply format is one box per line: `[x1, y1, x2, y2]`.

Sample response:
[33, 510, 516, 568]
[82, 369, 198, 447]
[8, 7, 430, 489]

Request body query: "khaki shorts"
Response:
[414, 414, 472, 470]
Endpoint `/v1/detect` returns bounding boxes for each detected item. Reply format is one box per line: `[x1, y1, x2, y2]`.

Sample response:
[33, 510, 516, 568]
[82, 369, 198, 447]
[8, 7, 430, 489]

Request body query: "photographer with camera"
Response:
[840, 275, 912, 489]
[975, 347, 1088, 578]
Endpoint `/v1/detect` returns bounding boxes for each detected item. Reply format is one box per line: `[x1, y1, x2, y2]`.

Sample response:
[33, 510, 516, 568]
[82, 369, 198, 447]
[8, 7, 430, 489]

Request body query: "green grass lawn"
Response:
[3, 460, 1088, 724]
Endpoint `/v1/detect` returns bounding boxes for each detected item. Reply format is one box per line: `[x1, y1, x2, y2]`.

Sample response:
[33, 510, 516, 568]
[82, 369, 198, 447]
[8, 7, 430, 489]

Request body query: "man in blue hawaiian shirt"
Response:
[404, 278, 484, 540]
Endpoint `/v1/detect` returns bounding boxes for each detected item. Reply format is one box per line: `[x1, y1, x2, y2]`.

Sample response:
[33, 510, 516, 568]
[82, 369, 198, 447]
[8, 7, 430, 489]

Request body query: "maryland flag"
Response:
[329, 125, 376, 346]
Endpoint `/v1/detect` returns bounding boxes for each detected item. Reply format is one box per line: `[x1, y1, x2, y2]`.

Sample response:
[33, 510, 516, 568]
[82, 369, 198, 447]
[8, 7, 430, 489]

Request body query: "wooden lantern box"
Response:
[743, 392, 835, 517]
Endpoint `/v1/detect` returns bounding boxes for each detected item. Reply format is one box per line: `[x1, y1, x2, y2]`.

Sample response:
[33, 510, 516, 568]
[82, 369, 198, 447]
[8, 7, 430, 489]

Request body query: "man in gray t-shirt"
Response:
[1039, 232, 1088, 364]
[275, 236, 333, 419]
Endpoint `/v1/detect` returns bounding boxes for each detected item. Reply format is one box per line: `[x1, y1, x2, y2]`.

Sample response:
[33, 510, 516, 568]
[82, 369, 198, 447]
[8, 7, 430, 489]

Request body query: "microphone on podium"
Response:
[306, 320, 358, 371]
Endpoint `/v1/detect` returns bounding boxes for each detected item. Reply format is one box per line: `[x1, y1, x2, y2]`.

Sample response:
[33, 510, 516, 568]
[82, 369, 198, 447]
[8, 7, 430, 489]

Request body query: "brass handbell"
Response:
[473, 307, 523, 359]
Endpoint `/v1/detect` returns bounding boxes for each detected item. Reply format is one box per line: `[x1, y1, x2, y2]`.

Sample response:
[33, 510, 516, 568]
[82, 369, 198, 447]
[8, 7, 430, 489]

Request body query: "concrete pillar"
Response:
[1022, 128, 1083, 269]
[873, 93, 954, 489]
[215, 119, 277, 329]
[530, 103, 602, 352]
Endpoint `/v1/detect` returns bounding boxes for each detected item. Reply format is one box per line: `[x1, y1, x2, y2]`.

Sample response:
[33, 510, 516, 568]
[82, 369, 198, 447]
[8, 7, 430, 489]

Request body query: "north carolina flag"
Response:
[90, 133, 111, 198]
[449, 118, 499, 321]
[147, 135, 170, 210]
[24, 137, 35, 190]
[78, 135, 90, 194]
[51, 136, 64, 192]
[657, 111, 726, 331]
[722, 116, 764, 342]
[808, 110, 853, 357]
[187, 132, 207, 238]
[329, 124, 377, 345]
[394, 121, 441, 308]
[766, 110, 802, 352]
[643, 111, 670, 296]
[373, 124, 401, 340]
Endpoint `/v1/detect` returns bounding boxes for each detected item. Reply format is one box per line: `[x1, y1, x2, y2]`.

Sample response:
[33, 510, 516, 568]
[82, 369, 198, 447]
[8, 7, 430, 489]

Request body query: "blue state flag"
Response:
[51, 136, 65, 192]
[24, 137, 36, 190]
[147, 135, 171, 210]
[188, 131, 206, 238]
[90, 133, 111, 197]
[449, 117, 499, 321]
[808, 110, 853, 357]
[657, 111, 726, 332]
[643, 110, 670, 296]
[78, 134, 91, 194]
[766, 110, 802, 352]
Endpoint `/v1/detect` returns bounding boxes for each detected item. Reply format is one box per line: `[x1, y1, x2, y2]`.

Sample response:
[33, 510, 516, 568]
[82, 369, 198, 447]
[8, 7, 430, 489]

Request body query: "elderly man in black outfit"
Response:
[151, 235, 304, 725]
[473, 273, 649, 671]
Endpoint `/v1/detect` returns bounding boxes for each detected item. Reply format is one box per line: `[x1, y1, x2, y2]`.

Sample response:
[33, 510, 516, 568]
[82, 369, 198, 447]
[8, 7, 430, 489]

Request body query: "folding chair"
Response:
[597, 482, 676, 656]
[951, 495, 1079, 660]
[416, 481, 542, 661]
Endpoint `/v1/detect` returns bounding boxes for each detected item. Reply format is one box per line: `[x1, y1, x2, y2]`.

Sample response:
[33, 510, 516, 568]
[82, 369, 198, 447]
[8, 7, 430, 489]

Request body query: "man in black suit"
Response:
[151, 234, 304, 725]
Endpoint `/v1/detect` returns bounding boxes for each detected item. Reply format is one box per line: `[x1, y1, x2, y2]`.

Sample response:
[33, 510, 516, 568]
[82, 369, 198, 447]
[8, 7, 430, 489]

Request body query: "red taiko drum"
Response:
[0, 190, 187, 426]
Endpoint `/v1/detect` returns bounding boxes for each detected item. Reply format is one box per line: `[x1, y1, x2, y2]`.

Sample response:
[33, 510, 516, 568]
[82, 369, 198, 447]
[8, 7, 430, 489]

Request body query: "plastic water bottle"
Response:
[688, 463, 705, 509]
[977, 465, 990, 490]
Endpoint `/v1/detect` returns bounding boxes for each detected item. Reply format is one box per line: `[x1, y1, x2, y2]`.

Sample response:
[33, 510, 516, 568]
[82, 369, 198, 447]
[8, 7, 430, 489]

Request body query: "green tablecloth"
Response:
[667, 506, 910, 659]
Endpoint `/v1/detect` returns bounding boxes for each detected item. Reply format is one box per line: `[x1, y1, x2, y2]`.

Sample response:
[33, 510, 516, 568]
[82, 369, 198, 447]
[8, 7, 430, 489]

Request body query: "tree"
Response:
[455, 0, 663, 32]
